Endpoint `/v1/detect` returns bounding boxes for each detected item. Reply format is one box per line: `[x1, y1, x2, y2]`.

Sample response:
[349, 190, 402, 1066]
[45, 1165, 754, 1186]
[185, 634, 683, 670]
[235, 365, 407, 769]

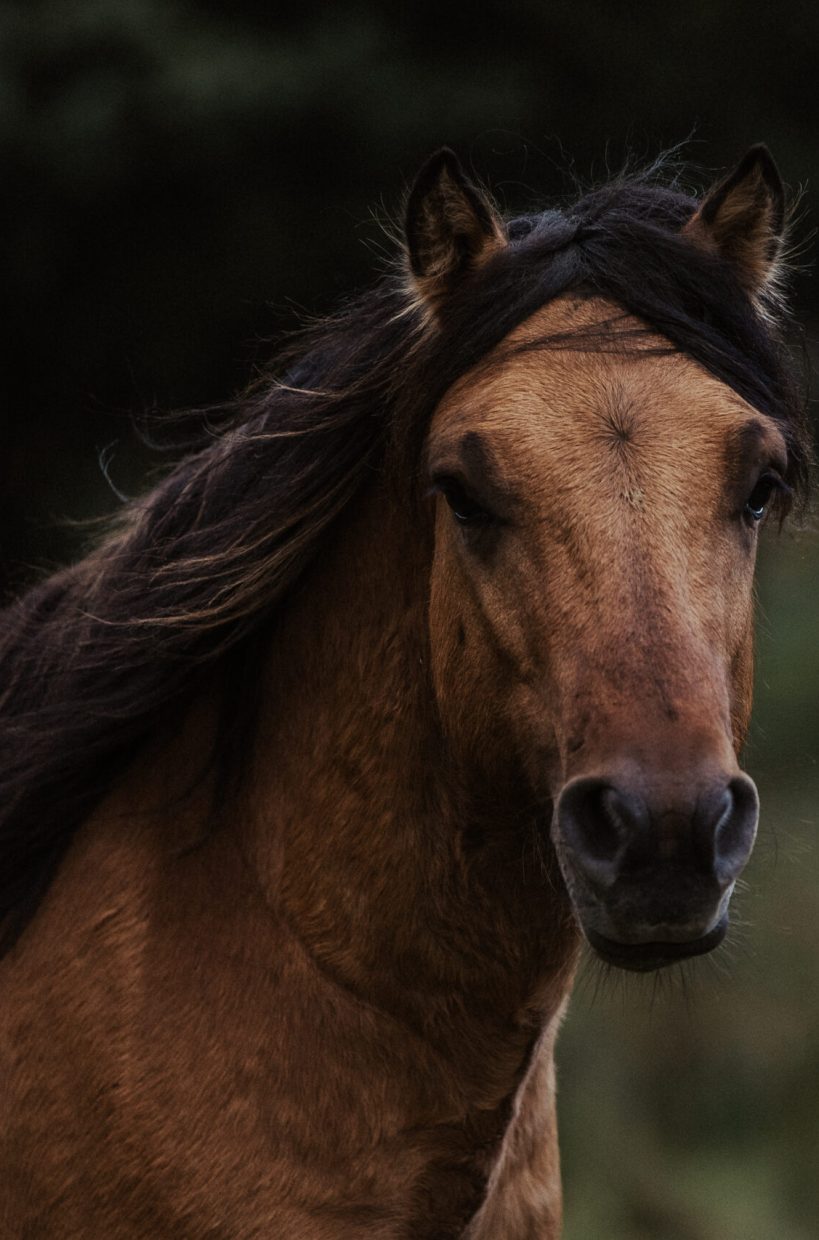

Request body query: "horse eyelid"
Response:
[428, 474, 502, 525]
[428, 472, 478, 502]
[755, 470, 791, 500]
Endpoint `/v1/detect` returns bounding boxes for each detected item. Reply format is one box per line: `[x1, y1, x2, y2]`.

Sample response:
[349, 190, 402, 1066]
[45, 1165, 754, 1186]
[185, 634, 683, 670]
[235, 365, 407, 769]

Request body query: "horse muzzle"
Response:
[552, 768, 759, 972]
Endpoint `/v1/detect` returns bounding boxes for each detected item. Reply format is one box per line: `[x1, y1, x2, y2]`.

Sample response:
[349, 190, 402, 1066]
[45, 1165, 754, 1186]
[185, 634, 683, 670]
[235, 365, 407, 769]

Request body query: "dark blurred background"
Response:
[2, 2, 817, 1236]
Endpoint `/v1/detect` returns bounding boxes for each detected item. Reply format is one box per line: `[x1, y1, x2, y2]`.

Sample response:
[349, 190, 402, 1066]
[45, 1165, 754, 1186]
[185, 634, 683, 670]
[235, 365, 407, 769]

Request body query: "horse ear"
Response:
[684, 145, 786, 300]
[405, 148, 505, 311]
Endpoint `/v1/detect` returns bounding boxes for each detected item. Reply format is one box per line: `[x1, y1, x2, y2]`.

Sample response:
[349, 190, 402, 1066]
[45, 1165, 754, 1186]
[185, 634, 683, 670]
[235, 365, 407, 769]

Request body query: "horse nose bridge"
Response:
[554, 619, 735, 762]
[561, 693, 738, 788]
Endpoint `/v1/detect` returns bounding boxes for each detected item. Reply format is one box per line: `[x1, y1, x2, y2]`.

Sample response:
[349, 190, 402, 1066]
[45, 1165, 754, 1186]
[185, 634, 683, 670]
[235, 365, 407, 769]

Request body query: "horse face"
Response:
[425, 296, 788, 970]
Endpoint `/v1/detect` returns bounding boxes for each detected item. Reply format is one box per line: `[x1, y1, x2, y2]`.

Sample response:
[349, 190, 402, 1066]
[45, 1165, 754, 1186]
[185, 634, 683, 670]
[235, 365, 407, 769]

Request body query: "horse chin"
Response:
[584, 914, 729, 973]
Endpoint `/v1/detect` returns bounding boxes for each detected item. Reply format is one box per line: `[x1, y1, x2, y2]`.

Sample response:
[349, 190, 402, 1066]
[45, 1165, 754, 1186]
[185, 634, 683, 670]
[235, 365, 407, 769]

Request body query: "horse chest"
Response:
[0, 924, 562, 1239]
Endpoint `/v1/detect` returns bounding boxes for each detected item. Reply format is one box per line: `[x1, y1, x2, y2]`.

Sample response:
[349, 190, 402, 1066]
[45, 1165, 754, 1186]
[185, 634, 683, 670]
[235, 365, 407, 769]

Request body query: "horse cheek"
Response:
[427, 539, 478, 749]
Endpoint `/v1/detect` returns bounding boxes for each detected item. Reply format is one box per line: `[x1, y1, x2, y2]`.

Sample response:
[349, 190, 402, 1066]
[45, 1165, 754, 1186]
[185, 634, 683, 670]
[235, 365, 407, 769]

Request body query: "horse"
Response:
[0, 144, 810, 1238]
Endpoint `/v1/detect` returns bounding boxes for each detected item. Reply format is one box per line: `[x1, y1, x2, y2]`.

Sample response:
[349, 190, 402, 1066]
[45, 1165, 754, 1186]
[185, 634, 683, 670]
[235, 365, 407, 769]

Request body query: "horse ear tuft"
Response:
[405, 149, 505, 313]
[684, 145, 786, 303]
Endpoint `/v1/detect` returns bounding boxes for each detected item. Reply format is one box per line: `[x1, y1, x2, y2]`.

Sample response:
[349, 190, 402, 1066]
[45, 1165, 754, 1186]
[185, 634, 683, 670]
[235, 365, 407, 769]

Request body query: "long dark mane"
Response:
[0, 165, 811, 953]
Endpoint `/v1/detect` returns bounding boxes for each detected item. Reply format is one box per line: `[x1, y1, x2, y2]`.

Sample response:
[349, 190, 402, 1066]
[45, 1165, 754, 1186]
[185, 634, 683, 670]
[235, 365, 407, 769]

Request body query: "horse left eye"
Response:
[744, 474, 777, 523]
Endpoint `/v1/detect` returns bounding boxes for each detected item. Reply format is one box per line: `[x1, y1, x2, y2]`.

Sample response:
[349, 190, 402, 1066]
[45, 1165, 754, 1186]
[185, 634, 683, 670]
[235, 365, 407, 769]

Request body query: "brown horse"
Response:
[0, 146, 810, 1237]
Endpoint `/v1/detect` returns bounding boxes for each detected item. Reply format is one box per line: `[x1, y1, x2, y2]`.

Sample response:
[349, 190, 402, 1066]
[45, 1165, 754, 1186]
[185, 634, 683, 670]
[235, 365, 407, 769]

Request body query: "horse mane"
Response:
[0, 164, 811, 953]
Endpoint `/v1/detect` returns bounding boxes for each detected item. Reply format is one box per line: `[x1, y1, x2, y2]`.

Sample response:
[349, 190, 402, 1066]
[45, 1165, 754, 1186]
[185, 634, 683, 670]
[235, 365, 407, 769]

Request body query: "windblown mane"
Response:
[0, 168, 810, 953]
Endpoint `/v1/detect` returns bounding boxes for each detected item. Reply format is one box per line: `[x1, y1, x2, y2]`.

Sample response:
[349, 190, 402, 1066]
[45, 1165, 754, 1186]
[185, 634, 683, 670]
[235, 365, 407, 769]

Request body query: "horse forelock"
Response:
[0, 159, 811, 952]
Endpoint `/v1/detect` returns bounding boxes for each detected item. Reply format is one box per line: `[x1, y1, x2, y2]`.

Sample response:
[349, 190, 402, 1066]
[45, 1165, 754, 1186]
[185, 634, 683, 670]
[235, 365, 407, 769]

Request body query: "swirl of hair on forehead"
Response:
[0, 155, 811, 952]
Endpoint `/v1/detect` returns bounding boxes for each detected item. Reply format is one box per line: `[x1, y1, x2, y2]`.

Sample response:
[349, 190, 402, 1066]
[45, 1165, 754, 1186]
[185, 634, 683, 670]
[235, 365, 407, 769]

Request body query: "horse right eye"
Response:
[435, 479, 492, 526]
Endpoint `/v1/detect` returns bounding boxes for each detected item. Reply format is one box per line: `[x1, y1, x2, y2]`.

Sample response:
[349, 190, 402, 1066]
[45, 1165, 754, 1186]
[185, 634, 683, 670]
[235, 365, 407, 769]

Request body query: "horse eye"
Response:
[435, 478, 492, 526]
[744, 474, 779, 524]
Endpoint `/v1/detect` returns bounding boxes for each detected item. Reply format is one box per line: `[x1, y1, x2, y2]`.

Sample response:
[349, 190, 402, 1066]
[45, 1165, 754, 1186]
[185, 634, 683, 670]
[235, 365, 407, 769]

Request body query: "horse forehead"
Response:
[434, 300, 753, 462]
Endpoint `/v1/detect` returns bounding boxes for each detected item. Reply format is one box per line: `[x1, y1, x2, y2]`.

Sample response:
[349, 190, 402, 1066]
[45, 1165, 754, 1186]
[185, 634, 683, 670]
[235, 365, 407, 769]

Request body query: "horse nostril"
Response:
[711, 775, 759, 886]
[692, 787, 734, 873]
[690, 776, 759, 885]
[556, 778, 647, 888]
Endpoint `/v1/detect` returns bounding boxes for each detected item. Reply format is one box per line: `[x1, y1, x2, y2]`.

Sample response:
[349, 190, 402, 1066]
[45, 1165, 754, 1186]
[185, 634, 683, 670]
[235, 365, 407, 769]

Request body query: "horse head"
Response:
[410, 148, 795, 971]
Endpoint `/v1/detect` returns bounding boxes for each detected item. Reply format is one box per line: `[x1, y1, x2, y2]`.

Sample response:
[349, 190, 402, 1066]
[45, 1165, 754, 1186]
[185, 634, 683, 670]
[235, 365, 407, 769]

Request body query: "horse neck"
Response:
[238, 480, 578, 1058]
